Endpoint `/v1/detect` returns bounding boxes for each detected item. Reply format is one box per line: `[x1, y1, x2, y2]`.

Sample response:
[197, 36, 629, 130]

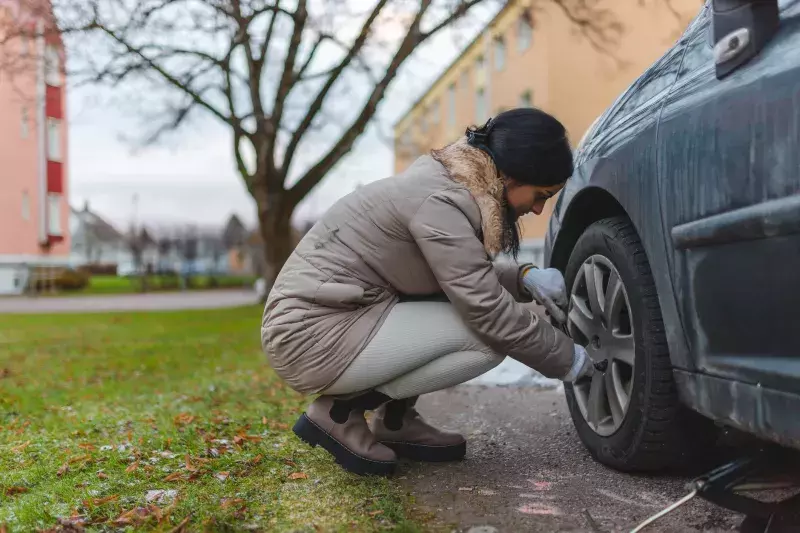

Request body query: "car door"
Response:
[656, 2, 800, 390]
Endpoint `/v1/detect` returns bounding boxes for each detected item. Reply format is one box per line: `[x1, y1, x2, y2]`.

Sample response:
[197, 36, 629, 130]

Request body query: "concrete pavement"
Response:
[404, 385, 757, 533]
[0, 289, 259, 314]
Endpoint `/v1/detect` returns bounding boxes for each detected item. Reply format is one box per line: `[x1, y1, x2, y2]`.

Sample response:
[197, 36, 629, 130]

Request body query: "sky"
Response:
[67, 2, 499, 233]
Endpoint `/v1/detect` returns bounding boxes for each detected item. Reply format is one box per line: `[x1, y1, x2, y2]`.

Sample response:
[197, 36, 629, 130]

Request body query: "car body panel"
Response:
[545, 1, 800, 446]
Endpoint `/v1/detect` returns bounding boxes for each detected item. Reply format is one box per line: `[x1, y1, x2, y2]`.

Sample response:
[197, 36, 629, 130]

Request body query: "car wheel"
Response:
[563, 216, 714, 471]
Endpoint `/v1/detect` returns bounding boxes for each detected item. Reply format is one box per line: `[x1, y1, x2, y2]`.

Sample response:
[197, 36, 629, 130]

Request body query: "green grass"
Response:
[0, 307, 420, 532]
[79, 275, 257, 295]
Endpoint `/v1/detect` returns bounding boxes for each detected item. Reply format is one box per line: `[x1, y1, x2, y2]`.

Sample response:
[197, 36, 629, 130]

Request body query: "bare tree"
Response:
[126, 226, 154, 292]
[2, 0, 626, 287]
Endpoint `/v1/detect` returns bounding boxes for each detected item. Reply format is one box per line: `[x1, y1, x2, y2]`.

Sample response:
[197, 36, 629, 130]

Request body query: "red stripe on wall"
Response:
[47, 161, 63, 193]
[46, 85, 62, 119]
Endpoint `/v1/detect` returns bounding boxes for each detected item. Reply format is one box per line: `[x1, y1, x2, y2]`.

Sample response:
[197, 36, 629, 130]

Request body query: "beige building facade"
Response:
[394, 0, 701, 256]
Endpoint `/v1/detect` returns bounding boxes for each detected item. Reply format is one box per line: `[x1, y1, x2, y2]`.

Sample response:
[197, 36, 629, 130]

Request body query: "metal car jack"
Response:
[631, 447, 800, 533]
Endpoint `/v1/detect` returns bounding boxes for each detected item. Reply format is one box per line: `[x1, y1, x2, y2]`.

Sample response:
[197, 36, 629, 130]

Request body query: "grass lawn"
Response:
[80, 275, 257, 296]
[0, 307, 421, 532]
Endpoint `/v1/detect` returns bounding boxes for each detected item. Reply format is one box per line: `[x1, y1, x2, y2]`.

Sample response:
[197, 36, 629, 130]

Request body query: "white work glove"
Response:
[521, 267, 568, 325]
[562, 344, 595, 383]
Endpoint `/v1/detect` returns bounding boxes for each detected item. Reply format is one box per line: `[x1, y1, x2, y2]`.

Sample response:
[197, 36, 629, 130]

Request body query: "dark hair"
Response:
[465, 108, 573, 187]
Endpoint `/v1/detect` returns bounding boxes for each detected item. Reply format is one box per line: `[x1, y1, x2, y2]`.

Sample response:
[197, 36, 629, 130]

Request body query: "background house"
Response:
[393, 0, 699, 265]
[69, 202, 128, 269]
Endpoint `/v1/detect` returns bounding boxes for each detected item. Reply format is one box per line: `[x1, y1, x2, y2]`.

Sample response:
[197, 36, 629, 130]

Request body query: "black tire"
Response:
[563, 216, 716, 471]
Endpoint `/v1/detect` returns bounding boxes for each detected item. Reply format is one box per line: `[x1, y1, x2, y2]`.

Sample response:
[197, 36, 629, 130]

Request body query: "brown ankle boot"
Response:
[369, 397, 466, 462]
[293, 393, 397, 476]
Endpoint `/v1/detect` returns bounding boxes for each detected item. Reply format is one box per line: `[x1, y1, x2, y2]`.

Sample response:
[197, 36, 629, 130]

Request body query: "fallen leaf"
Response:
[69, 454, 92, 465]
[184, 455, 196, 472]
[220, 498, 245, 510]
[215, 471, 229, 482]
[97, 472, 109, 480]
[57, 463, 69, 477]
[0, 523, 6, 533]
[5, 486, 28, 496]
[283, 459, 297, 467]
[169, 515, 191, 533]
[173, 413, 196, 426]
[249, 454, 263, 465]
[126, 461, 139, 473]
[113, 505, 160, 527]
[288, 472, 307, 480]
[11, 440, 31, 453]
[0, 368, 10, 378]
[262, 416, 267, 425]
[78, 443, 96, 451]
[368, 510, 384, 517]
[164, 471, 184, 482]
[84, 494, 119, 507]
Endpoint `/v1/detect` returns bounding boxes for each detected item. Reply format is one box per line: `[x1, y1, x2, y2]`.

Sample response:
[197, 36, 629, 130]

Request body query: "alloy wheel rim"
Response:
[568, 254, 635, 437]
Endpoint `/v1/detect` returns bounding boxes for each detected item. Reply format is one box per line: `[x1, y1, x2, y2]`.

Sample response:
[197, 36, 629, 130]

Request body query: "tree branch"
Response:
[96, 25, 231, 125]
[270, 0, 308, 144]
[288, 0, 436, 203]
[281, 0, 391, 178]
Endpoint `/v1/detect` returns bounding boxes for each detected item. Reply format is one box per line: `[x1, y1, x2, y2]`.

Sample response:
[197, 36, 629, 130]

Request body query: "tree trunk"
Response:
[258, 200, 295, 291]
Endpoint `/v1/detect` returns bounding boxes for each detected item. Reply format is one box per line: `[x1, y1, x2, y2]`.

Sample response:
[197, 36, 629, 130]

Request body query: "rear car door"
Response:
[656, 2, 800, 390]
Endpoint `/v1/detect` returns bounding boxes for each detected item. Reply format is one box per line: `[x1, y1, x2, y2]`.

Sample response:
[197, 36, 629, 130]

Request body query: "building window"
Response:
[476, 88, 487, 122]
[518, 15, 533, 52]
[431, 99, 440, 125]
[22, 190, 30, 221]
[519, 90, 533, 108]
[447, 84, 456, 126]
[460, 68, 469, 90]
[494, 36, 506, 71]
[45, 45, 61, 86]
[21, 107, 29, 138]
[475, 55, 485, 76]
[47, 118, 61, 161]
[47, 193, 62, 236]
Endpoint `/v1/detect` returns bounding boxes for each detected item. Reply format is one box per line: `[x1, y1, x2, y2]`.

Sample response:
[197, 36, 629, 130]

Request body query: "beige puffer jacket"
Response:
[261, 142, 574, 395]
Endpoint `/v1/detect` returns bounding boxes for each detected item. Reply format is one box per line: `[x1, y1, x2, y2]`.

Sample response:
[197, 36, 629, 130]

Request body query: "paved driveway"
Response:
[0, 290, 259, 314]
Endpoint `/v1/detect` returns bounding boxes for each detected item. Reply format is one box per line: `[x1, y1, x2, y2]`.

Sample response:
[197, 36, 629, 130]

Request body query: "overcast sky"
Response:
[67, 3, 499, 232]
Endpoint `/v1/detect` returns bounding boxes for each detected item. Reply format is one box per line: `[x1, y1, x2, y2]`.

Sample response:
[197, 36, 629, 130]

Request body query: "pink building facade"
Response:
[0, 0, 69, 294]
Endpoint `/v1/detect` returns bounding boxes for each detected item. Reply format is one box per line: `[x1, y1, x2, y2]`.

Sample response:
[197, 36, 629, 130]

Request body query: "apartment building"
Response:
[0, 0, 69, 294]
[394, 0, 699, 263]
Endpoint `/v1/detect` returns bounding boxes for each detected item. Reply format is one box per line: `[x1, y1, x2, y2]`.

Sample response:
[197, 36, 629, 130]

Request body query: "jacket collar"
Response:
[431, 139, 506, 257]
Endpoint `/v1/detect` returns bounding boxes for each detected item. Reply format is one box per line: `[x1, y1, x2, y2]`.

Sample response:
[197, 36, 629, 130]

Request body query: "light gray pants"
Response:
[323, 302, 505, 399]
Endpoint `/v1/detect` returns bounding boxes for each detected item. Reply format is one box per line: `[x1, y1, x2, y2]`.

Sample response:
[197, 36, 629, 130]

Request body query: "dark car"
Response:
[544, 0, 800, 471]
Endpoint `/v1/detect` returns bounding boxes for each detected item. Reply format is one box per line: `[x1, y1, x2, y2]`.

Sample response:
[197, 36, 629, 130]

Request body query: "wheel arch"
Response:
[549, 187, 629, 273]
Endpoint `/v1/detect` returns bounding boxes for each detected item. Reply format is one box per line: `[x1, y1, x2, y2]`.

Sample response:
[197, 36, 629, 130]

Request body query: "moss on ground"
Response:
[0, 307, 421, 532]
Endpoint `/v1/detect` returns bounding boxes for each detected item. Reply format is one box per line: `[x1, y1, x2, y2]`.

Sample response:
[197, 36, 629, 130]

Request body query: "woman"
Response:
[261, 108, 593, 476]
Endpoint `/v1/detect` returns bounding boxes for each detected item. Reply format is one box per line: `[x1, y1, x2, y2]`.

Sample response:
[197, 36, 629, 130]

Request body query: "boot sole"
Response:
[293, 414, 397, 477]
[381, 440, 466, 462]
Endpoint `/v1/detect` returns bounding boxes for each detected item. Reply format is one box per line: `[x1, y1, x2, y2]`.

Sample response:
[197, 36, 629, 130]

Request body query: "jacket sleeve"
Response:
[493, 261, 533, 302]
[408, 190, 574, 378]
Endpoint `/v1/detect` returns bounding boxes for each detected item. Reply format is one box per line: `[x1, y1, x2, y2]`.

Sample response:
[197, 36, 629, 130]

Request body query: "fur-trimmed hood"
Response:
[431, 138, 507, 256]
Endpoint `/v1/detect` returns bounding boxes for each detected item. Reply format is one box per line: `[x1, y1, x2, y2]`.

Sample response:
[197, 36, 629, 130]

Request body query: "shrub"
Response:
[57, 269, 90, 291]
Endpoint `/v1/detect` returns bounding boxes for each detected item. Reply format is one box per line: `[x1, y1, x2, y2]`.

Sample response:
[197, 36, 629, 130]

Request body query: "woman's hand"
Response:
[521, 267, 568, 325]
[562, 344, 595, 383]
